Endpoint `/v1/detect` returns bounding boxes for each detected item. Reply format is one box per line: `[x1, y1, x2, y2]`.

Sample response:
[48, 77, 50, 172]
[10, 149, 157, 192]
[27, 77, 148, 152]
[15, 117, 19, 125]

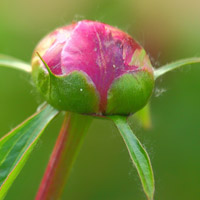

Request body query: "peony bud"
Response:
[31, 20, 154, 115]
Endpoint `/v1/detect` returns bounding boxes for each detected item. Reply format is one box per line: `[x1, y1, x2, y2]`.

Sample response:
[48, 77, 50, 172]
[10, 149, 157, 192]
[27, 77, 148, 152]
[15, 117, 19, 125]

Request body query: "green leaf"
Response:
[0, 105, 58, 199]
[109, 116, 154, 200]
[154, 57, 200, 79]
[0, 54, 31, 73]
[134, 104, 152, 129]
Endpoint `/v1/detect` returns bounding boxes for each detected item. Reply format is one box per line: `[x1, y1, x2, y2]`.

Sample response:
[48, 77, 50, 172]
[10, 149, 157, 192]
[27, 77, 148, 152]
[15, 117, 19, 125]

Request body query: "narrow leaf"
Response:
[0, 54, 31, 73]
[0, 105, 58, 199]
[134, 104, 152, 129]
[109, 116, 154, 200]
[154, 57, 200, 79]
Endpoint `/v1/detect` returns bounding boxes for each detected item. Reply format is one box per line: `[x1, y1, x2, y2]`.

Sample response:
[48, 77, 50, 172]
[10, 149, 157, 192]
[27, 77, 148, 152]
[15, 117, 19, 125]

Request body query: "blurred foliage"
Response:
[0, 0, 200, 199]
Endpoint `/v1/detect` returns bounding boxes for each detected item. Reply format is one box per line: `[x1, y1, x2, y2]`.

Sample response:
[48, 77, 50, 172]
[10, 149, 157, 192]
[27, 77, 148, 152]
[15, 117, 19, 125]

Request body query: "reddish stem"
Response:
[35, 112, 92, 200]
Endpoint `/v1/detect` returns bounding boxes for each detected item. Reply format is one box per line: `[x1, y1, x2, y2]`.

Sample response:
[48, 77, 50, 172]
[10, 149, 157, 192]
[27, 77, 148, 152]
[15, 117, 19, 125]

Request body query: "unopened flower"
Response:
[32, 20, 154, 115]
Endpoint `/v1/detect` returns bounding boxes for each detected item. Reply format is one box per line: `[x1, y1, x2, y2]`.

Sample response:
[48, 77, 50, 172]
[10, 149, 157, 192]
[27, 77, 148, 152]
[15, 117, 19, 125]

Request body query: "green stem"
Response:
[0, 54, 31, 73]
[154, 57, 200, 79]
[35, 112, 92, 200]
[109, 115, 154, 200]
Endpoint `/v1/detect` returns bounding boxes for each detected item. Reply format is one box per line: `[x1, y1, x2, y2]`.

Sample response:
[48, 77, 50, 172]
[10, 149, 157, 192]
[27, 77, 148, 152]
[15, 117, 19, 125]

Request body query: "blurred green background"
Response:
[0, 0, 200, 199]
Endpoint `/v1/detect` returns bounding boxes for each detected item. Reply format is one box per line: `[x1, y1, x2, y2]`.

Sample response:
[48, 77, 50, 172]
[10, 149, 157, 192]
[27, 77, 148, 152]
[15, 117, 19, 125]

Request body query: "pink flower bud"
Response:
[32, 20, 154, 115]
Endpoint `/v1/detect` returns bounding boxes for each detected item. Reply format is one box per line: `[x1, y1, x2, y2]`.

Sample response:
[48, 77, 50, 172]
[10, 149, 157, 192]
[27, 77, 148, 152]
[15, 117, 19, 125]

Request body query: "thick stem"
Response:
[35, 112, 92, 200]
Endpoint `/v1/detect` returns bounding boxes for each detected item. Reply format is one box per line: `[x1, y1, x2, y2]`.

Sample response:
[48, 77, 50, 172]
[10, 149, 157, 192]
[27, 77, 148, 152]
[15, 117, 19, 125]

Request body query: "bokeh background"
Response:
[1, 0, 200, 199]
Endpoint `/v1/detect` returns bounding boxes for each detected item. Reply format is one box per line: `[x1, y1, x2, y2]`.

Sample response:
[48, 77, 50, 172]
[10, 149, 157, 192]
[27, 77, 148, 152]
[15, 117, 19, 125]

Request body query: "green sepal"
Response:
[36, 52, 55, 77]
[32, 65, 50, 100]
[106, 71, 154, 115]
[32, 65, 100, 114]
[49, 71, 99, 113]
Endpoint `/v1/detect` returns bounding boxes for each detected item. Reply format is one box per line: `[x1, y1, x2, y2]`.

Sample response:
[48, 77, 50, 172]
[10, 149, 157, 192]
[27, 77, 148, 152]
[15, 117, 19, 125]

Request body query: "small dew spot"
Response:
[113, 64, 116, 69]
[80, 88, 83, 92]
